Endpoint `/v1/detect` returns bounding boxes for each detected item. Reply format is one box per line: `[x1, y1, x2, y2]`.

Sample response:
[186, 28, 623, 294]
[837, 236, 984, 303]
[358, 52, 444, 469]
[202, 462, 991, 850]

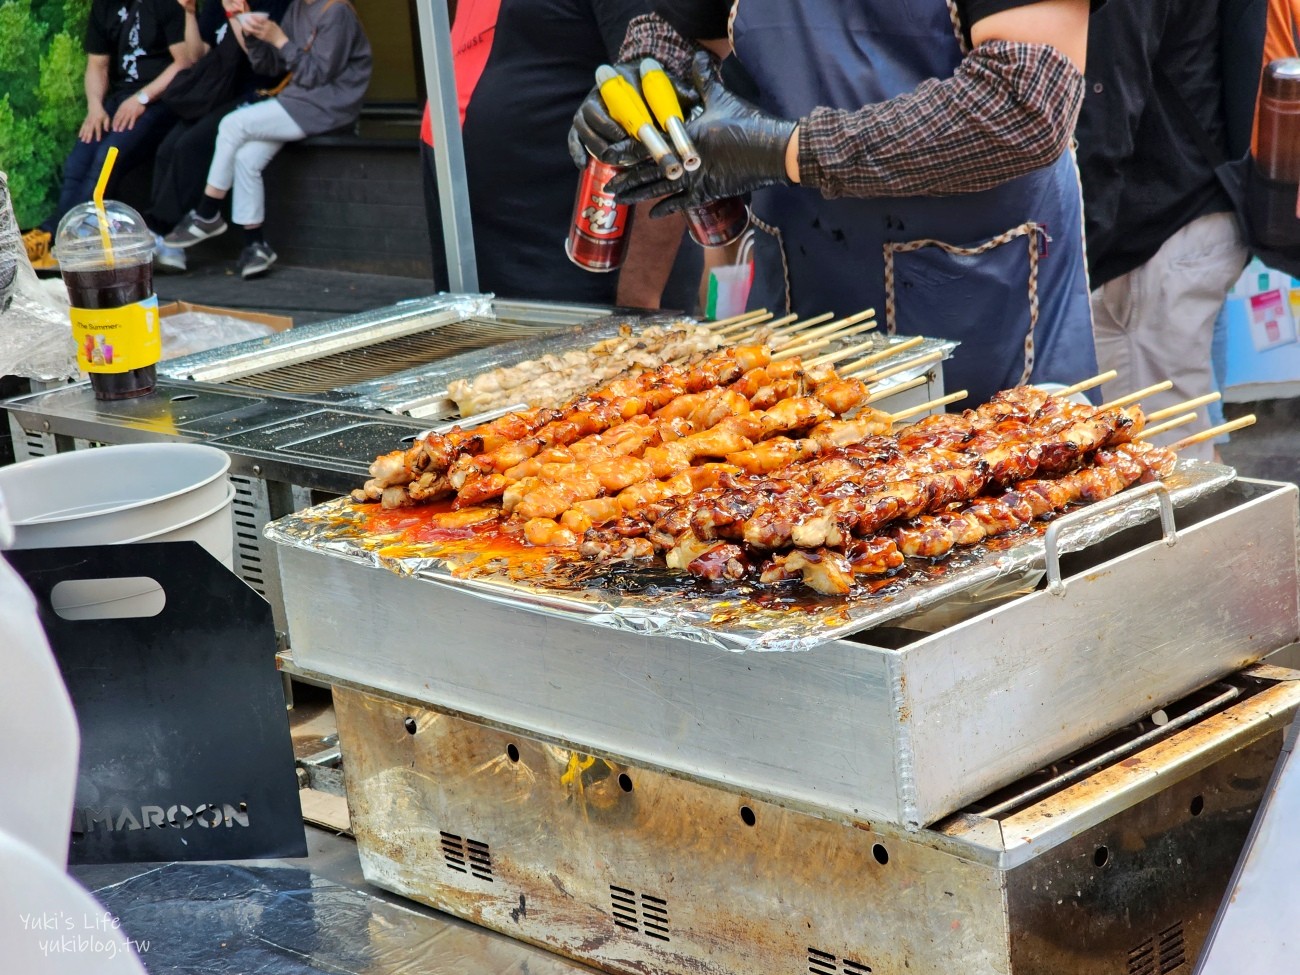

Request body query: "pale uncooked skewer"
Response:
[888, 390, 969, 424]
[713, 309, 774, 335]
[769, 311, 835, 337]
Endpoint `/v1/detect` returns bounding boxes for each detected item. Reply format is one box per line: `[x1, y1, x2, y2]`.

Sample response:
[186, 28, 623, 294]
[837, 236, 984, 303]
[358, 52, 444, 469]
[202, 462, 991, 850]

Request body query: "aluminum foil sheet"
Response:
[158, 293, 494, 382]
[265, 461, 1237, 654]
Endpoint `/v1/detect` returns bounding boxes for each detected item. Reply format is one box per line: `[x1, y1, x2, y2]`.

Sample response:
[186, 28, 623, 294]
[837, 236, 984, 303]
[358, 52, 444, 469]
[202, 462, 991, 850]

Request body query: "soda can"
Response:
[567, 155, 632, 272]
[685, 196, 750, 248]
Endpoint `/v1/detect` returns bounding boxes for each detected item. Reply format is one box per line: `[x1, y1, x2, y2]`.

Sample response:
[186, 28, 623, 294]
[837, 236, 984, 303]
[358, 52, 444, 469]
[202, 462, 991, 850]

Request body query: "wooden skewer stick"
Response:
[1145, 392, 1221, 423]
[854, 349, 945, 385]
[1098, 380, 1174, 412]
[864, 373, 928, 403]
[780, 307, 876, 340]
[805, 337, 880, 368]
[1057, 370, 1119, 398]
[840, 335, 925, 374]
[770, 319, 859, 351]
[773, 336, 835, 360]
[780, 315, 876, 346]
[756, 312, 801, 331]
[1136, 412, 1197, 441]
[1169, 413, 1256, 451]
[888, 390, 969, 424]
[713, 310, 774, 335]
[770, 311, 835, 336]
[787, 322, 875, 356]
[708, 308, 769, 330]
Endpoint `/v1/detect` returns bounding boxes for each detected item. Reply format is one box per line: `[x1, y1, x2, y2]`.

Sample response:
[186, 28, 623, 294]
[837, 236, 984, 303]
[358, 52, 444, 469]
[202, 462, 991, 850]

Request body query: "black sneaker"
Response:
[163, 210, 228, 249]
[237, 241, 277, 278]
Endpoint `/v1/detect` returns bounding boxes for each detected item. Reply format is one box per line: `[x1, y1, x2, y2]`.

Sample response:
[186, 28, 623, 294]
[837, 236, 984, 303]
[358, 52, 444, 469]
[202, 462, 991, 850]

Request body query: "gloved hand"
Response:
[608, 51, 797, 216]
[568, 59, 703, 170]
[568, 62, 649, 170]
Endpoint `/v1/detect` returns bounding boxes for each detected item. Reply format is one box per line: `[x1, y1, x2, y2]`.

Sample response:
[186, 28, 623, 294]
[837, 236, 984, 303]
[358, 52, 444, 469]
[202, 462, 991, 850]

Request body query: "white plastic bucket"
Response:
[0, 445, 235, 621]
[0, 443, 231, 549]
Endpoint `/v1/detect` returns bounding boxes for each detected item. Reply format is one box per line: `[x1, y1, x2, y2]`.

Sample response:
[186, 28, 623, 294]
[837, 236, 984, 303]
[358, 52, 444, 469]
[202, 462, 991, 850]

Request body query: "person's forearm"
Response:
[84, 59, 109, 110]
[796, 40, 1084, 199]
[138, 57, 192, 100]
[618, 13, 705, 78]
[615, 204, 686, 309]
[182, 12, 207, 61]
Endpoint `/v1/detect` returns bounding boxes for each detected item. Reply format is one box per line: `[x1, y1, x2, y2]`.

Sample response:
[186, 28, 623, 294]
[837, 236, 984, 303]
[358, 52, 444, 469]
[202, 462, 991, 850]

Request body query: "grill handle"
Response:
[1043, 479, 1177, 595]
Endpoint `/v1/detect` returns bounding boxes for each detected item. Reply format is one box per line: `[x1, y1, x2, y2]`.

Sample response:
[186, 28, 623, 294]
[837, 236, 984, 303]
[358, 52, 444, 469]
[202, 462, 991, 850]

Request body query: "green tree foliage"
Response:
[0, 0, 85, 228]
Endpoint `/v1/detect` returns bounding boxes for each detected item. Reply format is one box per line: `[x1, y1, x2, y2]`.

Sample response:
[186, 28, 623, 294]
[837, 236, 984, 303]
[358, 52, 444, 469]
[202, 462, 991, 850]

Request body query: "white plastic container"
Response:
[0, 442, 231, 548]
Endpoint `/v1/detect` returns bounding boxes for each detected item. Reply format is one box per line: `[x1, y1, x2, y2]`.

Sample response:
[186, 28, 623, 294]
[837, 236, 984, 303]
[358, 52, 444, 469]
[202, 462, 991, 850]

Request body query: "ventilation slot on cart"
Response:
[1128, 921, 1187, 975]
[17, 429, 55, 461]
[439, 832, 493, 882]
[808, 947, 872, 974]
[609, 885, 670, 942]
[466, 837, 494, 882]
[229, 476, 267, 596]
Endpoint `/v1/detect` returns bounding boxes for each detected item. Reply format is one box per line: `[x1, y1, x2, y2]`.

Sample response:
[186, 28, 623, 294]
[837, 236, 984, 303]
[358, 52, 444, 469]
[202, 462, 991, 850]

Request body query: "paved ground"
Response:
[153, 261, 443, 326]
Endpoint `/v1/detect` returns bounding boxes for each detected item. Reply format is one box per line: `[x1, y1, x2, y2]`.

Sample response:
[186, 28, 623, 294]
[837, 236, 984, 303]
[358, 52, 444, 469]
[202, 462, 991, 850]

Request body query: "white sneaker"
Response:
[153, 233, 187, 272]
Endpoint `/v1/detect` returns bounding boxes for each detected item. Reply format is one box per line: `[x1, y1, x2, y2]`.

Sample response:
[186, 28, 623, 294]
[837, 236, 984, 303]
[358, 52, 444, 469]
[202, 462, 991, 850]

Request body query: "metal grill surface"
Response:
[222, 318, 561, 395]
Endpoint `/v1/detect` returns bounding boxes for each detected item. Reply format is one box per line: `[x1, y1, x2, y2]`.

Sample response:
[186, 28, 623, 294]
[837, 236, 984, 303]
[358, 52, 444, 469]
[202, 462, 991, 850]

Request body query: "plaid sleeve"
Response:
[617, 13, 699, 78]
[797, 41, 1085, 199]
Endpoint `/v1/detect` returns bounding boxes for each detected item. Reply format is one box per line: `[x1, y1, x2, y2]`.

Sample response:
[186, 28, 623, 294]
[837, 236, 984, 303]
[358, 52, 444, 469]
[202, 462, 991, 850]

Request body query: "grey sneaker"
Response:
[152, 232, 187, 272]
[237, 241, 277, 278]
[163, 210, 227, 249]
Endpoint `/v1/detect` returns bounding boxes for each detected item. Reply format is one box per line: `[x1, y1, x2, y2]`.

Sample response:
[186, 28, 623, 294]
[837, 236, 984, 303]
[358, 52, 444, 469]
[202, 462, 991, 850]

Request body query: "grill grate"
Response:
[609, 885, 670, 942]
[1128, 921, 1186, 975]
[440, 831, 493, 882]
[222, 318, 561, 395]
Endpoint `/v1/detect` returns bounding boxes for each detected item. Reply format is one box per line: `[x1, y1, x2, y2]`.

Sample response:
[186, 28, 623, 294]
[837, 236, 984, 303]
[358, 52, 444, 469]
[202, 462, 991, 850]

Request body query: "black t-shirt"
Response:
[85, 0, 186, 95]
[461, 0, 649, 303]
[195, 0, 293, 93]
[1076, 0, 1233, 286]
[654, 0, 1105, 45]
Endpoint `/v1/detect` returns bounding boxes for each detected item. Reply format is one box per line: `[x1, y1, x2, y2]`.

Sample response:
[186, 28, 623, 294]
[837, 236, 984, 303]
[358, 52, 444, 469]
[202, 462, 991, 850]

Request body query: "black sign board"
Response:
[9, 542, 307, 864]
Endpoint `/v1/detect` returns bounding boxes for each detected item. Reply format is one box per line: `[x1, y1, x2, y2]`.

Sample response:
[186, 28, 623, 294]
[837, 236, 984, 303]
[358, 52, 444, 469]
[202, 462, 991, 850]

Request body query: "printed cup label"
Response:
[69, 295, 160, 373]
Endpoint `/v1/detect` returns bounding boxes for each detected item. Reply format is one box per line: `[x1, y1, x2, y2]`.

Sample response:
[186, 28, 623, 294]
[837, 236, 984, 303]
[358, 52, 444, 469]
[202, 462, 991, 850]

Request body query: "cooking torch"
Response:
[595, 65, 684, 181]
[639, 58, 702, 171]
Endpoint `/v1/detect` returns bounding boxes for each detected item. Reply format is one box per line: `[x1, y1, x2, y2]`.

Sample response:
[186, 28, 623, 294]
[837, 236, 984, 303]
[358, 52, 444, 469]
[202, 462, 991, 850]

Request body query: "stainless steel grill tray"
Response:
[219, 317, 562, 396]
[266, 462, 1236, 654]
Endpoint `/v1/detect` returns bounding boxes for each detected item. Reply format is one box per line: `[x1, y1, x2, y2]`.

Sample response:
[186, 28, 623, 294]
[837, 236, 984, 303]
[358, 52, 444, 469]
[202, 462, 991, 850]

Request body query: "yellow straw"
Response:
[93, 146, 119, 268]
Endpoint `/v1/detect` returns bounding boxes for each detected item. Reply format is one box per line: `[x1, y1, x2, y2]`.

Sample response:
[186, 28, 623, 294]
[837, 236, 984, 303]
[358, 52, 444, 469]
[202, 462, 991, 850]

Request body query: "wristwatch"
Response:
[136, 91, 151, 106]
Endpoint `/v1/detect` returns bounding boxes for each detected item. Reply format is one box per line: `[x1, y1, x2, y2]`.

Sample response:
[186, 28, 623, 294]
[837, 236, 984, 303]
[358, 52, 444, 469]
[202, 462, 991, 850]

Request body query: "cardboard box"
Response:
[158, 300, 293, 333]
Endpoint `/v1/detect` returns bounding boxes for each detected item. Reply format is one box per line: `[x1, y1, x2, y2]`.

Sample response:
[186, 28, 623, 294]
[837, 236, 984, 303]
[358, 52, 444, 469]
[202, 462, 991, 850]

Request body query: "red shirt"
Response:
[420, 0, 501, 145]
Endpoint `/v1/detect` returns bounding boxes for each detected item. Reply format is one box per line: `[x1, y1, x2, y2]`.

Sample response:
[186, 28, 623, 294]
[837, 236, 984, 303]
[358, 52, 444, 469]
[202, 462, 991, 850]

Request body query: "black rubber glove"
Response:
[607, 51, 797, 216]
[568, 62, 648, 170]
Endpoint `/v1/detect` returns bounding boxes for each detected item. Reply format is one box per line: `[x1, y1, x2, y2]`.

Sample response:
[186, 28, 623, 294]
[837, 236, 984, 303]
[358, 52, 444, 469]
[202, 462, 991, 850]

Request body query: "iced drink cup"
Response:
[55, 200, 159, 400]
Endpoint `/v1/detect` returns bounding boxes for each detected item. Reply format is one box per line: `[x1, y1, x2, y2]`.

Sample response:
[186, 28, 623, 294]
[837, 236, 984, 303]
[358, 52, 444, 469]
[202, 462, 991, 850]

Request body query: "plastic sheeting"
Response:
[80, 861, 594, 974]
[0, 172, 79, 383]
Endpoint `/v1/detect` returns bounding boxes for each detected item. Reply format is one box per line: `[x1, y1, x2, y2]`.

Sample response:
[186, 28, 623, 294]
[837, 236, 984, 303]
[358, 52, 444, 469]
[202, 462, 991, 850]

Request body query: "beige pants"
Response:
[1090, 211, 1248, 461]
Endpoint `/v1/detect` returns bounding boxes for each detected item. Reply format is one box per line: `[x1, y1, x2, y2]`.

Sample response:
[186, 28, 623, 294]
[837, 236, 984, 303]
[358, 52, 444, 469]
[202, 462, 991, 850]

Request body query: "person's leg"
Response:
[167, 101, 303, 251]
[1091, 211, 1247, 460]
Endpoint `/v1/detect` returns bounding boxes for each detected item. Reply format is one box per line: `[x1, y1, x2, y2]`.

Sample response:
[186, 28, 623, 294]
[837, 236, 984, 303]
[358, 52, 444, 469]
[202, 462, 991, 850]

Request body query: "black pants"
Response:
[146, 101, 238, 234]
[40, 92, 178, 233]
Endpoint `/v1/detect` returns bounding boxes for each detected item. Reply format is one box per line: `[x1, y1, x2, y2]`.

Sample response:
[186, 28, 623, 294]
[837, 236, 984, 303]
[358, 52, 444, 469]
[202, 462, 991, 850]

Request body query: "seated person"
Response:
[22, 0, 193, 269]
[163, 0, 371, 278]
[147, 0, 292, 272]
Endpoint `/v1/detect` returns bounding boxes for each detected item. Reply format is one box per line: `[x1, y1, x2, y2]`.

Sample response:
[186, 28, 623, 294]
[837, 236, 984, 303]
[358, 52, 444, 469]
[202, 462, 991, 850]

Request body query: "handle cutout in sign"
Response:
[51, 577, 165, 621]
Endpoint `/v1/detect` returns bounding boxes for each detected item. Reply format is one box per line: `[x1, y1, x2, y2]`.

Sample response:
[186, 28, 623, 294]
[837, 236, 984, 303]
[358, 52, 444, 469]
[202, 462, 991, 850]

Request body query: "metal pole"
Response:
[412, 0, 480, 293]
